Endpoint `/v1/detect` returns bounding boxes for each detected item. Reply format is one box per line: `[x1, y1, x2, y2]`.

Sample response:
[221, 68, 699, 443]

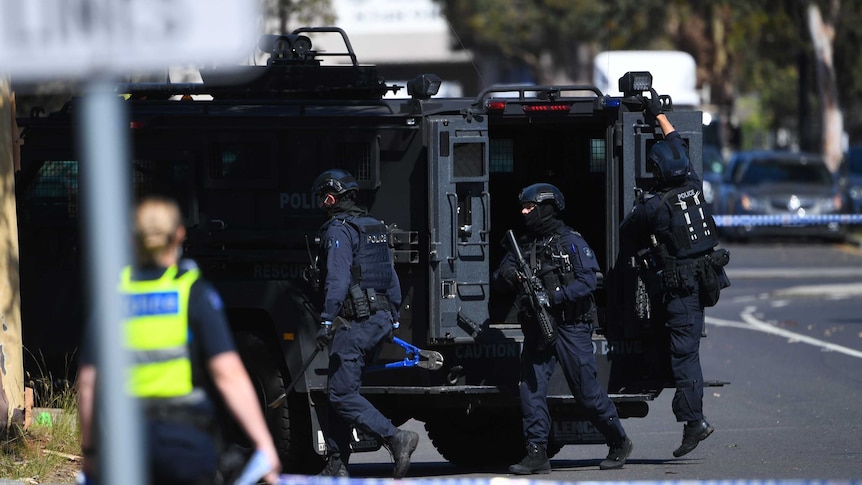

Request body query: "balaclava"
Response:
[524, 203, 565, 236]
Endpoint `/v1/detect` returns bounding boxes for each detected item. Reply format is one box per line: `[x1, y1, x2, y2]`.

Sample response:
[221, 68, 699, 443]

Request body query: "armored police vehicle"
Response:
[16, 27, 714, 472]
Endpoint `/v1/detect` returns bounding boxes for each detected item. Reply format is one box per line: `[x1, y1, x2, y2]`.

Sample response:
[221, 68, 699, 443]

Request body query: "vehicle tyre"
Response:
[226, 331, 323, 475]
[425, 408, 560, 468]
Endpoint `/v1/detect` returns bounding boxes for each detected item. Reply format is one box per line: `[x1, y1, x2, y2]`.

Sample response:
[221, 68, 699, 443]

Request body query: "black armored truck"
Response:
[16, 27, 718, 472]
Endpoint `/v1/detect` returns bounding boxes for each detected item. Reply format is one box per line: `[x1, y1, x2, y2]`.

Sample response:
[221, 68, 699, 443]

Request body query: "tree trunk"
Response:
[0, 77, 25, 433]
[807, 3, 843, 172]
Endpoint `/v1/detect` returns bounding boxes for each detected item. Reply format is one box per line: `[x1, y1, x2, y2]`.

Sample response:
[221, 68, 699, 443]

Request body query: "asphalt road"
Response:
[39, 238, 862, 484]
[343, 238, 862, 482]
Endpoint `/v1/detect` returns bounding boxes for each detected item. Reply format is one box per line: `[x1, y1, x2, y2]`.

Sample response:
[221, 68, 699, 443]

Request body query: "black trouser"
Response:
[659, 267, 706, 422]
[519, 321, 626, 447]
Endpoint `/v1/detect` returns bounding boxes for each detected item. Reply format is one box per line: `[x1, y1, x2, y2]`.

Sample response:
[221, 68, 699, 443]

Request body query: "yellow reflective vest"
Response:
[121, 265, 200, 399]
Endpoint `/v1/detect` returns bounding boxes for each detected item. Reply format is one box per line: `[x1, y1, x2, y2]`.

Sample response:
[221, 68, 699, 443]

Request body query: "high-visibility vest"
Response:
[121, 265, 199, 399]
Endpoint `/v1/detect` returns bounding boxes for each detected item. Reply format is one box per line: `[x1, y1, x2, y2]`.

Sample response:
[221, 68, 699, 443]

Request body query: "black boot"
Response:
[600, 436, 633, 470]
[318, 453, 350, 477]
[673, 419, 714, 457]
[508, 442, 551, 475]
[387, 429, 419, 478]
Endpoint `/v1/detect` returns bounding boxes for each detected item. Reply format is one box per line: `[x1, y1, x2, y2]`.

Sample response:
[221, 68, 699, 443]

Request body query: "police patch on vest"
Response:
[582, 246, 594, 259]
[676, 188, 698, 202]
[367, 233, 387, 244]
[126, 291, 180, 317]
[325, 237, 339, 250]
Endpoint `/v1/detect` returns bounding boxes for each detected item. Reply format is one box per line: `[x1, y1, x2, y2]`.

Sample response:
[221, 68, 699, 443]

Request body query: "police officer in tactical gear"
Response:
[77, 195, 281, 485]
[621, 90, 728, 458]
[493, 183, 633, 474]
[312, 168, 419, 478]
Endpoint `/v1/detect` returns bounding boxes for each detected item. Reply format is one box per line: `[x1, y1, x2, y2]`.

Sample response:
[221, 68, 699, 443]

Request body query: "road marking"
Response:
[706, 308, 862, 359]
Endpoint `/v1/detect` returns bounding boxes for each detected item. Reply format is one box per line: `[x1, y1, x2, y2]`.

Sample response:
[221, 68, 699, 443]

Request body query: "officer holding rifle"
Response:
[492, 183, 633, 474]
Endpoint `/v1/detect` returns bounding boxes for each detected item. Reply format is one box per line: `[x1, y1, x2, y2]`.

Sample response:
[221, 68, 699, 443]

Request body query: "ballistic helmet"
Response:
[519, 183, 565, 212]
[647, 140, 689, 185]
[312, 168, 359, 197]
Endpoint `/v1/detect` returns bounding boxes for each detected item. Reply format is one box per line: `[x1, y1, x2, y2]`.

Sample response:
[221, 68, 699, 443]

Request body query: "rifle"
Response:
[504, 229, 558, 348]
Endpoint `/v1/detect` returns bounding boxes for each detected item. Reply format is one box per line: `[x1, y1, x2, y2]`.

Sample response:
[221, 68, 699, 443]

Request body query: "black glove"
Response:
[660, 266, 681, 291]
[639, 88, 663, 121]
[316, 321, 333, 350]
[501, 266, 522, 288]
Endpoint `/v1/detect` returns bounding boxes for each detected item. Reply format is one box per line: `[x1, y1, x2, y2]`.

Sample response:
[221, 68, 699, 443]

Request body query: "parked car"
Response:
[701, 144, 726, 208]
[840, 146, 862, 214]
[714, 150, 846, 241]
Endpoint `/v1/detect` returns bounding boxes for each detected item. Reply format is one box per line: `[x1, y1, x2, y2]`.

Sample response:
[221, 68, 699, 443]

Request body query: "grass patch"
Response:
[0, 361, 82, 483]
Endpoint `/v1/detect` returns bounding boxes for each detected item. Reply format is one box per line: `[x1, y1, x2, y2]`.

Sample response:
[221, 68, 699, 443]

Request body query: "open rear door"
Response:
[427, 115, 491, 343]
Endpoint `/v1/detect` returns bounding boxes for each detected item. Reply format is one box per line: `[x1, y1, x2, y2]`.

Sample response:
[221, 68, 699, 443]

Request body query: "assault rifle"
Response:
[505, 229, 558, 348]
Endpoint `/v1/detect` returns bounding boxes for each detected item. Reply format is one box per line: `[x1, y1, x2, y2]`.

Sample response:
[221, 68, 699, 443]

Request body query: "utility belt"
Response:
[662, 249, 731, 301]
[556, 295, 594, 325]
[340, 284, 391, 320]
[141, 391, 213, 430]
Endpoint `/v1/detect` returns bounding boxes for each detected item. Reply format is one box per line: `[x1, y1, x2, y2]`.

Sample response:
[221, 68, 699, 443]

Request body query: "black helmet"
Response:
[312, 169, 359, 197]
[519, 183, 565, 211]
[647, 141, 689, 185]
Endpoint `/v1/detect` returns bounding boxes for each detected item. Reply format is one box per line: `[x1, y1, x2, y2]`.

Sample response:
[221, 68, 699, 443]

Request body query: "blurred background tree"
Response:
[435, 0, 862, 166]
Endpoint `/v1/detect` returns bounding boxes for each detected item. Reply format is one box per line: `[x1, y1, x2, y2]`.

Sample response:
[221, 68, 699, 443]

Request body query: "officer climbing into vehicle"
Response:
[311, 168, 419, 478]
[620, 89, 730, 458]
[492, 183, 633, 474]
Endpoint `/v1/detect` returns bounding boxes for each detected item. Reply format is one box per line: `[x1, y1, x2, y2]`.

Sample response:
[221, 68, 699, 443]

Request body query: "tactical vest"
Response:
[659, 184, 719, 258]
[121, 265, 202, 402]
[323, 213, 392, 291]
[532, 231, 598, 294]
[532, 231, 597, 322]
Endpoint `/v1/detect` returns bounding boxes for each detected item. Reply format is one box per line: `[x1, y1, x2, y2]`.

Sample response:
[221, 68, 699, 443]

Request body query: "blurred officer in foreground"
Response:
[77, 195, 281, 484]
[620, 90, 729, 457]
[492, 183, 633, 474]
[311, 168, 419, 478]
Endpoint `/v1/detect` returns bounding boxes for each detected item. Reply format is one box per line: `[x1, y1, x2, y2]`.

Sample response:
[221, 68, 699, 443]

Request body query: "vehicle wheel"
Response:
[226, 331, 323, 475]
[425, 409, 526, 468]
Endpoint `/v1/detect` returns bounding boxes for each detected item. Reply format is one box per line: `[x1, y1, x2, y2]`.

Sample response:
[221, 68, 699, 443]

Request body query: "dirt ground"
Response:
[42, 459, 80, 484]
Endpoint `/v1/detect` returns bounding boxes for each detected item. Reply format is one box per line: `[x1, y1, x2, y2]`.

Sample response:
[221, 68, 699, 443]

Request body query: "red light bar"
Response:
[522, 104, 571, 112]
[487, 100, 506, 111]
[129, 121, 145, 129]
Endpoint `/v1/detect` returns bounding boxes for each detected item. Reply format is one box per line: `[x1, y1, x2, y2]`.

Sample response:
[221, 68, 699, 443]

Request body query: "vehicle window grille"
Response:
[210, 143, 272, 181]
[24, 160, 79, 219]
[337, 142, 371, 182]
[132, 159, 192, 216]
[490, 139, 514, 173]
[453, 143, 484, 177]
[590, 138, 606, 172]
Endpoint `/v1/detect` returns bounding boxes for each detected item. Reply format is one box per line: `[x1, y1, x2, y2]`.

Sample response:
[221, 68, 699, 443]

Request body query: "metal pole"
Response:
[79, 78, 145, 485]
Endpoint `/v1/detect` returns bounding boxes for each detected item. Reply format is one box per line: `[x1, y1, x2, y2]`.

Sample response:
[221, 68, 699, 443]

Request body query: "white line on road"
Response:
[706, 307, 862, 359]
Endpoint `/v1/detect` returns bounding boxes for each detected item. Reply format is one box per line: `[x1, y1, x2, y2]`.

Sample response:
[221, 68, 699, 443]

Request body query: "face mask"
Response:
[523, 204, 561, 235]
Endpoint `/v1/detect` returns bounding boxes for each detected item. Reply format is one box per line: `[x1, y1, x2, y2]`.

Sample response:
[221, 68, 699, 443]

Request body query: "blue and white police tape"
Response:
[80, 474, 862, 485]
[713, 214, 862, 227]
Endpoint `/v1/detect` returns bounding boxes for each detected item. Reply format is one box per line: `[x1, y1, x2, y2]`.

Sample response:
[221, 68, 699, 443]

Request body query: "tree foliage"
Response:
[264, 0, 334, 33]
[435, 0, 862, 151]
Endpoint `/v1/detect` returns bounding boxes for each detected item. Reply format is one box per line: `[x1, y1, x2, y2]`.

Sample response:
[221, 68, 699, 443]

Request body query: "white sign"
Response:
[0, 0, 259, 79]
[332, 0, 447, 34]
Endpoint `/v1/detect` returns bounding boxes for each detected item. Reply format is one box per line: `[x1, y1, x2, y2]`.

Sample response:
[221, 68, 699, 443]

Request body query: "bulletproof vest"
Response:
[532, 231, 594, 292]
[343, 214, 393, 291]
[659, 183, 718, 258]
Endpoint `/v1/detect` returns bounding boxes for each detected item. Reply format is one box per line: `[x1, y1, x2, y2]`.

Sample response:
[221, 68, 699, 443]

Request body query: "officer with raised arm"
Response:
[621, 90, 729, 458]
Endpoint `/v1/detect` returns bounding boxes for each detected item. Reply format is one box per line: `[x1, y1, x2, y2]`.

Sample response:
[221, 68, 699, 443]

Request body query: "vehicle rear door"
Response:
[427, 115, 491, 343]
